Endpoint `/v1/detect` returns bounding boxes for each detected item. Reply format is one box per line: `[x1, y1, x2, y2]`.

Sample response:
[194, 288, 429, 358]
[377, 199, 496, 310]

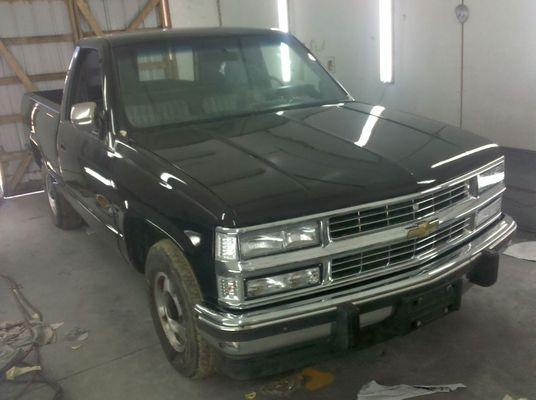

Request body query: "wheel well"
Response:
[123, 217, 166, 273]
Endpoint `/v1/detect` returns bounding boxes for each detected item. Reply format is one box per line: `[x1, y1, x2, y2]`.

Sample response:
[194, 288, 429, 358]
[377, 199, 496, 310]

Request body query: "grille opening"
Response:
[330, 217, 470, 281]
[329, 182, 468, 240]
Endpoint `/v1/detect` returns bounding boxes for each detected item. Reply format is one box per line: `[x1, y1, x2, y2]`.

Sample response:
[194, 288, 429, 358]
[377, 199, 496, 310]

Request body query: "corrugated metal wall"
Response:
[0, 0, 162, 195]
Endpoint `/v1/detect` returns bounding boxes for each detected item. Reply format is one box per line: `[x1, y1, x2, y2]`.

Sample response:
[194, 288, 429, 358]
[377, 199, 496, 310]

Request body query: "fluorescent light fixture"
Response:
[277, 0, 289, 32]
[355, 105, 385, 147]
[277, 0, 291, 82]
[379, 0, 394, 83]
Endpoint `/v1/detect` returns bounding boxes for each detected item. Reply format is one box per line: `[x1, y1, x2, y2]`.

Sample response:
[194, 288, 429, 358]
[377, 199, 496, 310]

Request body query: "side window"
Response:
[68, 49, 103, 117]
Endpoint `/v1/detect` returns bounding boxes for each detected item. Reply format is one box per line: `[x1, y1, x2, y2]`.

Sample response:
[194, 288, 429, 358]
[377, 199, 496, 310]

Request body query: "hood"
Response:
[143, 102, 502, 226]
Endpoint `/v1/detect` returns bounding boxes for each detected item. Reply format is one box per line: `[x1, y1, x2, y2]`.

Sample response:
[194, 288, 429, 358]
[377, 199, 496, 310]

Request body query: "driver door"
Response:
[57, 47, 118, 240]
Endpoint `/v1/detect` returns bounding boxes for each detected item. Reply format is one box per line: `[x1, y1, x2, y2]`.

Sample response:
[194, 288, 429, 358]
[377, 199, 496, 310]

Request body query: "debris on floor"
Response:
[64, 327, 89, 350]
[502, 395, 529, 400]
[357, 380, 466, 400]
[50, 322, 65, 330]
[252, 367, 334, 398]
[258, 373, 304, 397]
[64, 327, 89, 342]
[32, 321, 58, 346]
[0, 273, 64, 399]
[503, 241, 536, 262]
[5, 365, 42, 380]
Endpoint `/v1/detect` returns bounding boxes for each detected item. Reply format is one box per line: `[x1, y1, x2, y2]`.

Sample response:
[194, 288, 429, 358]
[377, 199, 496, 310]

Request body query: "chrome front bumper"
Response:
[196, 214, 516, 356]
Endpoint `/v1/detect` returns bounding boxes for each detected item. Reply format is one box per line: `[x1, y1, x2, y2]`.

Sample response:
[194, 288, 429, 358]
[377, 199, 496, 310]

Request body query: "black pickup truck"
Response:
[22, 28, 516, 379]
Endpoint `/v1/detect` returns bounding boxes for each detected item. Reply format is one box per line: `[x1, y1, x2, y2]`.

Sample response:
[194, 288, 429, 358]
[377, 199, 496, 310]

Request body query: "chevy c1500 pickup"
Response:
[22, 28, 516, 379]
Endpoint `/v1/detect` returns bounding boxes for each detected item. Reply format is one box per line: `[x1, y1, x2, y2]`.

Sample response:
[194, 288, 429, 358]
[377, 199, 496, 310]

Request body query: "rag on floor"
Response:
[357, 380, 466, 400]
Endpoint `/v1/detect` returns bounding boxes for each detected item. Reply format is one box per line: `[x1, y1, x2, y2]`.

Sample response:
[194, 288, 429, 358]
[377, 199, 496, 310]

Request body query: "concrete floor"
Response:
[1, 194, 535, 400]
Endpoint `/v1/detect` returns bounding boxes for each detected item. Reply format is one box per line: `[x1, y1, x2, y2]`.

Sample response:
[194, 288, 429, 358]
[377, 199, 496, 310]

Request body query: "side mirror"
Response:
[70, 102, 98, 133]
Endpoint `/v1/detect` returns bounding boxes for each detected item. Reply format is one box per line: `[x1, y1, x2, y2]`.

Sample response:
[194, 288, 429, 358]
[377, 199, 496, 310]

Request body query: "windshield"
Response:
[113, 33, 349, 130]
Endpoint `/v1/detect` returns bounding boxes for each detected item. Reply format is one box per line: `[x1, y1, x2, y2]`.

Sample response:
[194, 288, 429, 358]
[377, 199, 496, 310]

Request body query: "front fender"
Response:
[117, 199, 219, 304]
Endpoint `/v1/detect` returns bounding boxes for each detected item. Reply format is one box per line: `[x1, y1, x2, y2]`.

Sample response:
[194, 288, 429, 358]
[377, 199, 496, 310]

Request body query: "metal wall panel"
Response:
[0, 0, 162, 193]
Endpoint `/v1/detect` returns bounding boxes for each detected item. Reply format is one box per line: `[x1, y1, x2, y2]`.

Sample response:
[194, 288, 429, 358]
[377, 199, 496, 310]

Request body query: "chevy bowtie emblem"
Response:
[406, 219, 439, 239]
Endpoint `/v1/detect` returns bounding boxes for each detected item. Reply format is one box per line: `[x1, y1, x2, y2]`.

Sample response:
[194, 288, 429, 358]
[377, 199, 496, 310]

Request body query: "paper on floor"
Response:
[357, 380, 465, 400]
[5, 365, 41, 380]
[503, 241, 536, 262]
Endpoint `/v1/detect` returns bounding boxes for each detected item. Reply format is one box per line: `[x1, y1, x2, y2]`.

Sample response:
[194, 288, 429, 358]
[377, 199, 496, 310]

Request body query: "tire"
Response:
[145, 239, 215, 379]
[43, 167, 83, 230]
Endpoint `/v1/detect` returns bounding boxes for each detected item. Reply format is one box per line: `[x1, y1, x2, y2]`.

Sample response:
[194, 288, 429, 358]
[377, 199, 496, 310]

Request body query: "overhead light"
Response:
[277, 0, 291, 82]
[277, 0, 289, 32]
[379, 0, 394, 83]
[355, 105, 385, 147]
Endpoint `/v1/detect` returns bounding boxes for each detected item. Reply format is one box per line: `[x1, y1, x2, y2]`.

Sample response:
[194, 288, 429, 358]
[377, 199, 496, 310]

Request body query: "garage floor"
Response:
[1, 194, 535, 400]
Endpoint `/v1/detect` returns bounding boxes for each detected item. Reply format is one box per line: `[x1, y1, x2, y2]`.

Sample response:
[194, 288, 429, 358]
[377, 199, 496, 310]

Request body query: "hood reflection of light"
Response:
[355, 105, 385, 147]
[431, 144, 499, 169]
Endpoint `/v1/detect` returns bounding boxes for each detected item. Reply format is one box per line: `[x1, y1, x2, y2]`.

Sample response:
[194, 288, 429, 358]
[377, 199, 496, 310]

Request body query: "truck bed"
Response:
[26, 89, 63, 112]
[22, 89, 64, 171]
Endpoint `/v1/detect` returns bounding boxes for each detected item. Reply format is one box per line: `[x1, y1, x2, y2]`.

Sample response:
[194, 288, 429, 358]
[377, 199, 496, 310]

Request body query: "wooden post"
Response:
[0, 114, 23, 126]
[127, 0, 161, 32]
[8, 152, 33, 194]
[65, 0, 81, 42]
[75, 0, 104, 36]
[0, 39, 37, 92]
[160, 0, 172, 28]
[0, 72, 66, 86]
[3, 34, 73, 46]
[0, 0, 170, 197]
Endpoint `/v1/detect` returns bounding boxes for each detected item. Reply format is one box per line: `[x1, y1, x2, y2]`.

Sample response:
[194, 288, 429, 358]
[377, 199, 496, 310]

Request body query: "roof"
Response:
[80, 27, 285, 48]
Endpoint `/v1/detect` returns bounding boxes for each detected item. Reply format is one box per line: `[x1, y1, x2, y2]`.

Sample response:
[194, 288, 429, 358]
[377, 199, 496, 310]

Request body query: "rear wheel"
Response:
[43, 167, 82, 229]
[146, 239, 215, 378]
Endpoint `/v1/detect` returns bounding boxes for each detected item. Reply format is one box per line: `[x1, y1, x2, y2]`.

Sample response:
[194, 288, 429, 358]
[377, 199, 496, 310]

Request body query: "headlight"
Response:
[239, 222, 320, 259]
[475, 198, 502, 226]
[216, 222, 321, 261]
[245, 266, 321, 298]
[476, 162, 504, 194]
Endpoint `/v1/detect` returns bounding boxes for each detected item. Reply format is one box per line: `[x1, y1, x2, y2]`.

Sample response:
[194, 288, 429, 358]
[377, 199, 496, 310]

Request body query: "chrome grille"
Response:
[330, 217, 471, 281]
[328, 182, 469, 240]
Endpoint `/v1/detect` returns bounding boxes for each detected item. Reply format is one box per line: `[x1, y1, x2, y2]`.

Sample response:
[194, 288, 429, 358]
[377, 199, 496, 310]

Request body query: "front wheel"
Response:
[43, 167, 82, 229]
[145, 239, 215, 378]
